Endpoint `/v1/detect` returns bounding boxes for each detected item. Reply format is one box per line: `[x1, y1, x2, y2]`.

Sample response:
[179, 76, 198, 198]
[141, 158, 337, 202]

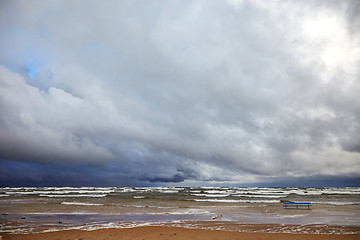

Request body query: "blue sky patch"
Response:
[26, 64, 36, 78]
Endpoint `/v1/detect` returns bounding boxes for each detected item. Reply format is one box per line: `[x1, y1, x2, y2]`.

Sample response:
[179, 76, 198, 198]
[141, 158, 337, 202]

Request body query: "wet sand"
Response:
[1, 226, 359, 240]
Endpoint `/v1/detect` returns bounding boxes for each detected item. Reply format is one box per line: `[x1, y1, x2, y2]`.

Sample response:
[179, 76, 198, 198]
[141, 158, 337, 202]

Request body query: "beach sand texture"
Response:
[1, 227, 359, 240]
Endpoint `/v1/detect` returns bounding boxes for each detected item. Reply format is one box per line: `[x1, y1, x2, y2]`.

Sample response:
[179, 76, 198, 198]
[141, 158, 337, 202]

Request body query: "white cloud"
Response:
[0, 66, 114, 164]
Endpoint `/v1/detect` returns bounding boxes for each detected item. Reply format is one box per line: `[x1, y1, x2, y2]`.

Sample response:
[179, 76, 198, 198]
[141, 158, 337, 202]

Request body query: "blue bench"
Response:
[283, 202, 311, 209]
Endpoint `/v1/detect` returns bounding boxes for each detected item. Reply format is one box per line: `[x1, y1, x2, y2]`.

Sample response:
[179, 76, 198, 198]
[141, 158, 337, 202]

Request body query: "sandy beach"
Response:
[1, 226, 360, 240]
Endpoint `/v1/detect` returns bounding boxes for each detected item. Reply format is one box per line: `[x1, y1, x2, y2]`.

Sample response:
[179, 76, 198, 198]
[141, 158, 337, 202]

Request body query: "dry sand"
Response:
[1, 226, 359, 240]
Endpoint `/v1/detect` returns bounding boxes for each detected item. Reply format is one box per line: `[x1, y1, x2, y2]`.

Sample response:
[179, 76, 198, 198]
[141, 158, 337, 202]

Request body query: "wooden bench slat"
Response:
[283, 202, 311, 209]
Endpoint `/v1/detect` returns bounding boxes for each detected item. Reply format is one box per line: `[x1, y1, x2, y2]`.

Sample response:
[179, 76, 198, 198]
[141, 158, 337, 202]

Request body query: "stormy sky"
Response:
[0, 0, 359, 187]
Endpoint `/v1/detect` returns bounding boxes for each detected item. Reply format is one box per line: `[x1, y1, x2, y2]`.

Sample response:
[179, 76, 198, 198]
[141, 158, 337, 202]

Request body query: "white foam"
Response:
[29, 212, 96, 215]
[322, 190, 360, 195]
[127, 209, 211, 215]
[152, 209, 211, 215]
[134, 188, 152, 192]
[61, 202, 103, 206]
[158, 190, 179, 194]
[41, 221, 156, 233]
[169, 209, 211, 215]
[204, 190, 227, 194]
[193, 199, 280, 203]
[5, 191, 38, 195]
[0, 194, 9, 197]
[312, 201, 360, 206]
[279, 214, 308, 218]
[118, 188, 138, 193]
[233, 194, 287, 198]
[6, 190, 114, 195]
[290, 190, 323, 196]
[40, 194, 107, 198]
[3, 187, 37, 190]
[233, 190, 289, 195]
[133, 196, 145, 199]
[191, 194, 230, 198]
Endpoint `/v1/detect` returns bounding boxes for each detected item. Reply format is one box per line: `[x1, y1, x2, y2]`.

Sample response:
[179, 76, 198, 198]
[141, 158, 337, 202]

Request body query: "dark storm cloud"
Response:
[0, 0, 359, 186]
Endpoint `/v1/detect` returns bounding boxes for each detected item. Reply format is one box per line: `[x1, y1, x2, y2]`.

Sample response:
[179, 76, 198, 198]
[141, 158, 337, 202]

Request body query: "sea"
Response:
[1, 187, 359, 234]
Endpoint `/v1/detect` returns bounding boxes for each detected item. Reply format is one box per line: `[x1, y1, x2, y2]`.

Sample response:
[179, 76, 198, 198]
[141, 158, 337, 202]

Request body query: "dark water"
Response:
[1, 187, 359, 234]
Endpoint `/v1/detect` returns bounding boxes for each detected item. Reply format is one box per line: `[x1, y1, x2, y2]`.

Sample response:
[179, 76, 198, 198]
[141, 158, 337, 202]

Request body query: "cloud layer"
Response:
[0, 0, 359, 186]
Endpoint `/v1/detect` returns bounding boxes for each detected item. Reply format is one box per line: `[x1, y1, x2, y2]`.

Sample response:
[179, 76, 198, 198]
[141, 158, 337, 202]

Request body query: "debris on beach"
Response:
[212, 215, 222, 220]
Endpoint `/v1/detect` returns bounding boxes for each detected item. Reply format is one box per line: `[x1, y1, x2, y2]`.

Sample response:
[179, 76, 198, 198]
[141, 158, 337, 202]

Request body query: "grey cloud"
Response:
[0, 0, 359, 185]
[141, 174, 187, 183]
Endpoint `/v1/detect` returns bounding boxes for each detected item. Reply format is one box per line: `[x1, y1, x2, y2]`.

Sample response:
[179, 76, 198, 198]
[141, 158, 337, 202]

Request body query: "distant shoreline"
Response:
[1, 221, 359, 235]
[1, 226, 360, 240]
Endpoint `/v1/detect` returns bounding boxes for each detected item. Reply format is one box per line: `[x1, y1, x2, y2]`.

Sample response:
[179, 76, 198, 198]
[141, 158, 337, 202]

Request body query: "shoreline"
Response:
[1, 226, 360, 240]
[1, 220, 360, 235]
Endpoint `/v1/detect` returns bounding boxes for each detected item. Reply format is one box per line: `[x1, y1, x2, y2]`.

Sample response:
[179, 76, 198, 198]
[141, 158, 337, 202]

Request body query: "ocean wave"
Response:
[168, 209, 211, 215]
[61, 202, 104, 206]
[118, 188, 138, 193]
[128, 209, 211, 215]
[233, 194, 287, 198]
[158, 190, 179, 194]
[7, 190, 114, 195]
[312, 201, 360, 206]
[2, 187, 38, 190]
[133, 196, 145, 199]
[0, 194, 10, 197]
[232, 191, 289, 196]
[204, 190, 228, 194]
[5, 191, 38, 195]
[193, 199, 280, 203]
[28, 212, 97, 215]
[288, 191, 323, 196]
[40, 221, 155, 233]
[322, 190, 360, 195]
[191, 194, 230, 198]
[40, 194, 107, 198]
[231, 188, 359, 196]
